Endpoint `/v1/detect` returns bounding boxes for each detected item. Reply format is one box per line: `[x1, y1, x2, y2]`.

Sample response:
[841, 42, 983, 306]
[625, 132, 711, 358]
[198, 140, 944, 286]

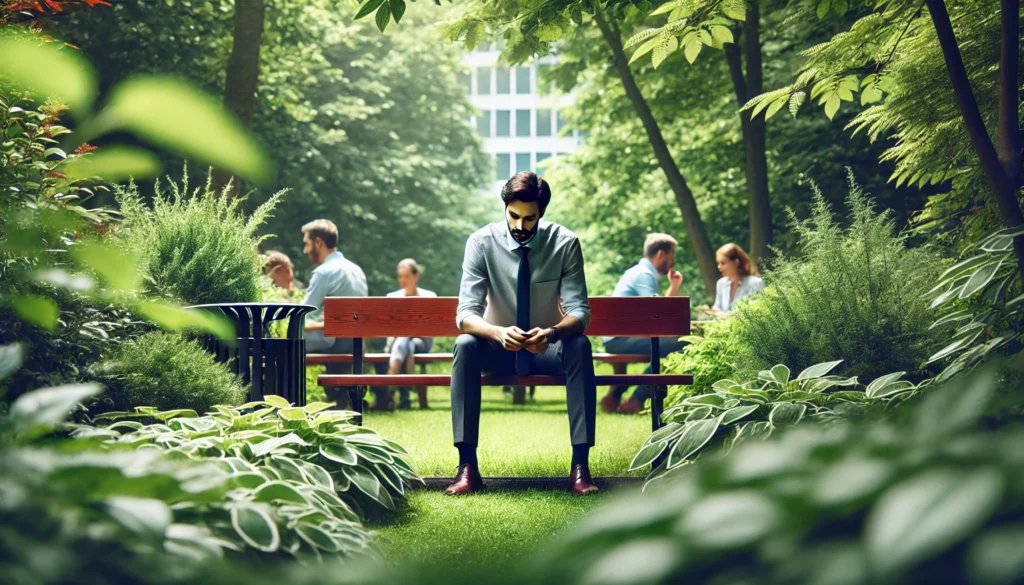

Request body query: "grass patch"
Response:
[371, 489, 618, 569]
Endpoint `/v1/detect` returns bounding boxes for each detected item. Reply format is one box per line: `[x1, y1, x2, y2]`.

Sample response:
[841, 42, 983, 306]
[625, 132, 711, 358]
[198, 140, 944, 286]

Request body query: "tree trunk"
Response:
[997, 0, 1021, 187]
[211, 0, 266, 197]
[723, 0, 772, 268]
[925, 0, 1024, 279]
[594, 11, 719, 296]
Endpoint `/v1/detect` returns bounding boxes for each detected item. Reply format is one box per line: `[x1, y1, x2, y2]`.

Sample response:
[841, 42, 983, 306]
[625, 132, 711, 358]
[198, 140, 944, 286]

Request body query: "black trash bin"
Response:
[187, 303, 316, 406]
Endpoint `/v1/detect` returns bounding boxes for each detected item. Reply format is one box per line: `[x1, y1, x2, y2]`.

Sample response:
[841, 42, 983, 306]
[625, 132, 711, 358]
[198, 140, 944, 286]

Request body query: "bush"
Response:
[663, 317, 741, 408]
[114, 170, 285, 306]
[94, 331, 246, 413]
[732, 172, 946, 383]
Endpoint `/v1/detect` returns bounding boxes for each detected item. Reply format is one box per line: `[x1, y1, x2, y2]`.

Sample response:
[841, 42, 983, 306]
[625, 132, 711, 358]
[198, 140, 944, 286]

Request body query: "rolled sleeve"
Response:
[559, 237, 591, 330]
[455, 236, 488, 330]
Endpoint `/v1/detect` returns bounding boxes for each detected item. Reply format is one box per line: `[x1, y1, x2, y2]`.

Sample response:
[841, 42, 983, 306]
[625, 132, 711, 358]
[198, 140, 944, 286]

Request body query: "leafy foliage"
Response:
[91, 331, 247, 413]
[732, 172, 946, 381]
[663, 317, 740, 408]
[94, 395, 422, 516]
[113, 170, 284, 305]
[927, 226, 1024, 381]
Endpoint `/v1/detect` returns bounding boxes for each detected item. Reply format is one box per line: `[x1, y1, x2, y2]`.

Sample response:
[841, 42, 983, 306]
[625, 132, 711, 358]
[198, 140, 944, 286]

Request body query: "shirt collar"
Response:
[504, 221, 543, 252]
[324, 250, 344, 262]
[639, 257, 659, 277]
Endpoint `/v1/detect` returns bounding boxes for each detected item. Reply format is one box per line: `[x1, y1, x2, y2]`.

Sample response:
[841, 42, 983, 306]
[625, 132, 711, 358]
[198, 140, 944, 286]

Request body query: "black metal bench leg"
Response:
[649, 337, 667, 470]
[349, 385, 364, 425]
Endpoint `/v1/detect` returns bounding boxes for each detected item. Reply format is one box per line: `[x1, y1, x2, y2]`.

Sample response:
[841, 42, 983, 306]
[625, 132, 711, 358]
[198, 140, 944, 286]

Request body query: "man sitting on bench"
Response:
[446, 171, 599, 496]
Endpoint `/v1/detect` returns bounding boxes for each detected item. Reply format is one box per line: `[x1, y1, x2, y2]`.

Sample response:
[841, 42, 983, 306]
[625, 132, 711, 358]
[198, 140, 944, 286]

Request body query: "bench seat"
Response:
[319, 374, 693, 386]
[304, 352, 650, 365]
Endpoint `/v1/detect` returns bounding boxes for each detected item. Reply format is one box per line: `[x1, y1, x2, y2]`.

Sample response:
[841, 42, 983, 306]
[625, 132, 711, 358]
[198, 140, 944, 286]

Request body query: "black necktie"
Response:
[516, 246, 530, 376]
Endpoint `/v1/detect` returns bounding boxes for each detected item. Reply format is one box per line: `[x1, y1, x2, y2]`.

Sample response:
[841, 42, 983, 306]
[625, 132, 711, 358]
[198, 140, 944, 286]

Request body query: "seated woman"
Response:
[381, 258, 436, 410]
[706, 243, 764, 317]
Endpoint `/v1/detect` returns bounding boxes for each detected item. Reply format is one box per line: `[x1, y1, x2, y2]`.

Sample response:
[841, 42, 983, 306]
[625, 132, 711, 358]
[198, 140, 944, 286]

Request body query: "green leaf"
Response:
[722, 0, 746, 20]
[0, 37, 95, 112]
[960, 261, 1003, 299]
[813, 457, 892, 506]
[764, 97, 787, 120]
[683, 39, 702, 64]
[629, 38, 660, 65]
[250, 433, 308, 458]
[154, 409, 198, 421]
[105, 497, 172, 538]
[354, 0, 385, 20]
[86, 76, 271, 184]
[375, 3, 392, 33]
[865, 372, 908, 398]
[12, 294, 58, 331]
[666, 416, 722, 468]
[320, 442, 358, 466]
[652, 35, 678, 69]
[861, 86, 884, 105]
[63, 146, 162, 182]
[71, 242, 141, 292]
[277, 407, 306, 421]
[230, 504, 280, 552]
[968, 526, 1024, 585]
[680, 490, 779, 549]
[768, 402, 806, 426]
[389, 0, 406, 22]
[134, 301, 235, 340]
[647, 422, 684, 445]
[683, 394, 726, 407]
[721, 405, 758, 425]
[866, 468, 1004, 576]
[764, 364, 791, 386]
[711, 26, 734, 45]
[10, 384, 102, 430]
[253, 481, 307, 505]
[824, 94, 841, 119]
[343, 465, 382, 500]
[296, 523, 343, 552]
[797, 360, 843, 380]
[630, 441, 669, 471]
[262, 395, 290, 408]
[0, 343, 24, 382]
[789, 91, 806, 117]
[817, 0, 831, 19]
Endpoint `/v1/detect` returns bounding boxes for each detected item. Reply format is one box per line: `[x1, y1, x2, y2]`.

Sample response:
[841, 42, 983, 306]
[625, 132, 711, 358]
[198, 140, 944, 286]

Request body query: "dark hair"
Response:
[262, 250, 292, 275]
[302, 219, 339, 249]
[501, 171, 551, 215]
[716, 243, 759, 277]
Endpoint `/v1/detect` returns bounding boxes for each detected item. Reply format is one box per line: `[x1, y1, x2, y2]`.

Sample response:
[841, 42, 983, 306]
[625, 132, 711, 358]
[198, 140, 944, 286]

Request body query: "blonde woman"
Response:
[382, 259, 436, 409]
[706, 243, 764, 317]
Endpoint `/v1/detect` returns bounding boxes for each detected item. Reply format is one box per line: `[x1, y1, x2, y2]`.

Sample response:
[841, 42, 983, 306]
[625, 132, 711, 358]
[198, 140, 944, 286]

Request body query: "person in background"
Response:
[378, 258, 437, 410]
[300, 220, 368, 406]
[263, 250, 298, 292]
[705, 243, 764, 317]
[600, 233, 687, 415]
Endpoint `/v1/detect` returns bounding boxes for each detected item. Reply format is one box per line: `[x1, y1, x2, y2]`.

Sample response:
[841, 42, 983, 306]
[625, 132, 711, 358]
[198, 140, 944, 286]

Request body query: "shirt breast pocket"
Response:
[531, 278, 560, 304]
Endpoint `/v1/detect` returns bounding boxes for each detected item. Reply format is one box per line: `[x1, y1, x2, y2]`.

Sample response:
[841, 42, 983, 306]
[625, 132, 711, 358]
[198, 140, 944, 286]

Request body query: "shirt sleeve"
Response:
[712, 280, 725, 312]
[559, 237, 591, 330]
[304, 269, 327, 314]
[456, 236, 489, 330]
[634, 271, 659, 297]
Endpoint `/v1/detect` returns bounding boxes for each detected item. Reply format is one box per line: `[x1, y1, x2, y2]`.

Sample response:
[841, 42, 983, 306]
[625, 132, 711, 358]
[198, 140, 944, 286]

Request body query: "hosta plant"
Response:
[631, 360, 918, 480]
[927, 226, 1024, 382]
[89, 396, 421, 517]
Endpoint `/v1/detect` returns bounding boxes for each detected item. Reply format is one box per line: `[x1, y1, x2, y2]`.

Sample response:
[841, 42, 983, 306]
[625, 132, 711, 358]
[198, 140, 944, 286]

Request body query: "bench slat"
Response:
[318, 374, 693, 386]
[322, 296, 690, 338]
[304, 352, 651, 365]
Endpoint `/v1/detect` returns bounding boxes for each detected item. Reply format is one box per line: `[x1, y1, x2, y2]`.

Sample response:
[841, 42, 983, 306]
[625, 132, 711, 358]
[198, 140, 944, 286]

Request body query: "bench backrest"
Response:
[322, 296, 689, 338]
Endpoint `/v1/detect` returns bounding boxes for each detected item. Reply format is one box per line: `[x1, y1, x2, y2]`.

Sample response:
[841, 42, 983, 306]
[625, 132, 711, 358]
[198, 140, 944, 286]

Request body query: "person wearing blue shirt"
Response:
[601, 233, 686, 414]
[705, 243, 764, 317]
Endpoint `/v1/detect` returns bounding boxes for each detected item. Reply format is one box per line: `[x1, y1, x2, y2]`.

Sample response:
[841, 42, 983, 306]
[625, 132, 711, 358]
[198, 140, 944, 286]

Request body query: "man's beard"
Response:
[509, 222, 538, 244]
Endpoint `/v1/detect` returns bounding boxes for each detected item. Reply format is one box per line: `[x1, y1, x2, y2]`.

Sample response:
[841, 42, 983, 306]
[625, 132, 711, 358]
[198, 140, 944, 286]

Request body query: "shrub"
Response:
[94, 331, 247, 413]
[732, 172, 946, 382]
[663, 317, 741, 408]
[114, 170, 285, 306]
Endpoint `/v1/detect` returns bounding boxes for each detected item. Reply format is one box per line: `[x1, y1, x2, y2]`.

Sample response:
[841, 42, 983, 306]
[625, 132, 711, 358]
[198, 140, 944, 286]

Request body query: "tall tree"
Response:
[211, 0, 265, 196]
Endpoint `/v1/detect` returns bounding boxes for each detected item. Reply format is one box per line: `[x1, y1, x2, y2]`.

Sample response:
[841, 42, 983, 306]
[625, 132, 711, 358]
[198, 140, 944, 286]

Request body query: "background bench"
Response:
[316, 296, 692, 432]
[304, 351, 649, 407]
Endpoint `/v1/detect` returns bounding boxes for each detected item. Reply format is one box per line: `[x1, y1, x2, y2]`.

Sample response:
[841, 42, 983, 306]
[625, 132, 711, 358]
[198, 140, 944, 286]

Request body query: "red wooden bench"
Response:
[316, 296, 692, 432]
[305, 351, 650, 408]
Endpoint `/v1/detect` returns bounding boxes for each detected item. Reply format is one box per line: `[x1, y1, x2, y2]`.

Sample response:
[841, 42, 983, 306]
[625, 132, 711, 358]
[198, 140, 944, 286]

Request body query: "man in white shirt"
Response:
[446, 172, 598, 496]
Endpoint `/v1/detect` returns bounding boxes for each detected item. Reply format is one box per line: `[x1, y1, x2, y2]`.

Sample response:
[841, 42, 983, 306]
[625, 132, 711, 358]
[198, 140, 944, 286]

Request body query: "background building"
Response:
[461, 43, 582, 194]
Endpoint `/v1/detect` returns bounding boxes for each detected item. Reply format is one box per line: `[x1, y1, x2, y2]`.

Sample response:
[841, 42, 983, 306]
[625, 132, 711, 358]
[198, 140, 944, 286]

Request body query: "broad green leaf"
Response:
[861, 86, 884, 105]
[824, 94, 841, 119]
[683, 405, 713, 421]
[680, 490, 779, 548]
[134, 301, 234, 339]
[722, 0, 746, 20]
[768, 402, 806, 426]
[630, 441, 669, 471]
[253, 481, 307, 505]
[375, 3, 391, 32]
[683, 39, 702, 63]
[303, 402, 335, 414]
[734, 421, 772, 443]
[0, 343, 24, 381]
[797, 360, 843, 380]
[296, 460, 334, 491]
[683, 394, 725, 407]
[582, 539, 680, 585]
[765, 364, 791, 386]
[320, 442, 358, 466]
[354, 0, 385, 20]
[866, 372, 908, 398]
[721, 405, 758, 425]
[711, 25, 733, 45]
[666, 416, 722, 468]
[87, 77, 271, 184]
[647, 422, 684, 445]
[960, 261, 1003, 299]
[629, 37, 660, 65]
[233, 473, 268, 489]
[296, 523, 343, 552]
[154, 409, 198, 421]
[10, 383, 102, 430]
[70, 242, 141, 292]
[250, 433, 308, 458]
[650, 0, 681, 16]
[812, 457, 892, 506]
[817, 0, 832, 19]
[63, 146, 161, 181]
[12, 294, 58, 331]
[651, 35, 678, 69]
[764, 97, 787, 120]
[230, 504, 280, 552]
[277, 407, 306, 421]
[383, 439, 409, 455]
[375, 462, 406, 495]
[343, 465, 381, 500]
[0, 37, 95, 112]
[866, 468, 1004, 576]
[266, 456, 306, 483]
[105, 497, 172, 538]
[389, 0, 406, 22]
[262, 395, 291, 408]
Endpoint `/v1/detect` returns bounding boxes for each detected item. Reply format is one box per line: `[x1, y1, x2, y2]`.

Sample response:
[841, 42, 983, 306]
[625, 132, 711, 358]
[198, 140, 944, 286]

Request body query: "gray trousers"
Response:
[451, 333, 597, 447]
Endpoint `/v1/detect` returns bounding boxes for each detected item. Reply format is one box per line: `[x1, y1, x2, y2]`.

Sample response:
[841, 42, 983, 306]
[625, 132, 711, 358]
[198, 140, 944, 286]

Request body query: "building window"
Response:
[515, 66, 531, 94]
[476, 110, 491, 137]
[535, 152, 551, 176]
[477, 67, 491, 95]
[496, 110, 511, 137]
[536, 109, 552, 137]
[515, 109, 531, 137]
[496, 68, 511, 94]
[458, 71, 472, 94]
[496, 153, 511, 180]
[516, 153, 531, 174]
[556, 111, 570, 134]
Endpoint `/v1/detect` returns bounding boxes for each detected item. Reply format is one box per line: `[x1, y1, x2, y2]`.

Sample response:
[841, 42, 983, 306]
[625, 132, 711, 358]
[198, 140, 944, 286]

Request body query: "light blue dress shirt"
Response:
[304, 250, 368, 322]
[603, 257, 660, 343]
[456, 219, 590, 331]
[713, 275, 765, 313]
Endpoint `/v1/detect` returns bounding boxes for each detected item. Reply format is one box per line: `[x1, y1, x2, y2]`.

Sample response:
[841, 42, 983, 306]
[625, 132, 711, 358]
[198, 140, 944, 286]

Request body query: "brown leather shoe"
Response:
[444, 464, 484, 496]
[617, 397, 643, 414]
[600, 392, 621, 414]
[569, 463, 599, 495]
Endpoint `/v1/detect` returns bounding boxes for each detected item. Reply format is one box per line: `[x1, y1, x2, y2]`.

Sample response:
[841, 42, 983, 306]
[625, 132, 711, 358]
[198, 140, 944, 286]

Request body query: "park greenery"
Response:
[2, 0, 1023, 583]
